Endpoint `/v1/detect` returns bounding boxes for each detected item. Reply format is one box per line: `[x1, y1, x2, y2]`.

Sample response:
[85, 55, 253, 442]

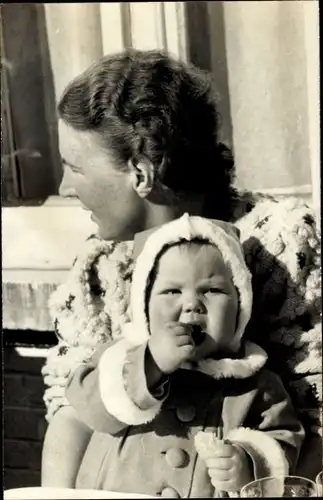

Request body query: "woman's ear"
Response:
[128, 159, 155, 198]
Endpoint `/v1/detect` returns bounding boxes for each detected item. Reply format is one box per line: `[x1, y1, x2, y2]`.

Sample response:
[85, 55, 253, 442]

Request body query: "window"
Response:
[1, 3, 61, 206]
[1, 2, 318, 207]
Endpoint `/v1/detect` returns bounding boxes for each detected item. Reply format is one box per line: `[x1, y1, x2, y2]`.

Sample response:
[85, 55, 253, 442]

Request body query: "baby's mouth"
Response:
[190, 324, 206, 346]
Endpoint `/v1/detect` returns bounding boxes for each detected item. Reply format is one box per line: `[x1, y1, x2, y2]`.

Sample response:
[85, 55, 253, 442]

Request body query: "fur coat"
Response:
[65, 338, 304, 497]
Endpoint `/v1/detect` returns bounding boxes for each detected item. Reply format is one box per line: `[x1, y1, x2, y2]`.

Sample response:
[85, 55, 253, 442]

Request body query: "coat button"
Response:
[160, 487, 180, 498]
[176, 405, 196, 422]
[165, 447, 188, 468]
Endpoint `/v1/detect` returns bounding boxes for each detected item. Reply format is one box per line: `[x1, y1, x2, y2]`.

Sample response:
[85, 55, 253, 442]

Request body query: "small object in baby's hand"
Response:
[190, 324, 206, 346]
[194, 431, 218, 458]
[215, 426, 224, 440]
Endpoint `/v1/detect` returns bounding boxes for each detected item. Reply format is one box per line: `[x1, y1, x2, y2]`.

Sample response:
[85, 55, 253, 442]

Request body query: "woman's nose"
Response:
[59, 167, 77, 198]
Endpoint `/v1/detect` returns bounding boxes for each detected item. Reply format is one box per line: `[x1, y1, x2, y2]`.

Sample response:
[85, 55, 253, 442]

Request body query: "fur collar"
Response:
[191, 341, 268, 379]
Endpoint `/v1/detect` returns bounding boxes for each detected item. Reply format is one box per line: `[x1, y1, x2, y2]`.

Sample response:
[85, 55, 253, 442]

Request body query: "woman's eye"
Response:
[70, 166, 82, 175]
[62, 159, 83, 175]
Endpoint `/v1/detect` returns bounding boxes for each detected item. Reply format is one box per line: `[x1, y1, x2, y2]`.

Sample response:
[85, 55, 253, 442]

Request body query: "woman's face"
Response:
[59, 122, 146, 241]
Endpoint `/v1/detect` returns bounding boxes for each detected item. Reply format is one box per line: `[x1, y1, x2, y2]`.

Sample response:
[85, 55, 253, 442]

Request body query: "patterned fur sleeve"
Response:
[233, 195, 321, 434]
[41, 237, 134, 421]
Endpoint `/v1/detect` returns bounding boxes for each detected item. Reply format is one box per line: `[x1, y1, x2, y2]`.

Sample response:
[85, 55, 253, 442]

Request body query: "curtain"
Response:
[221, 1, 319, 210]
[42, 1, 319, 213]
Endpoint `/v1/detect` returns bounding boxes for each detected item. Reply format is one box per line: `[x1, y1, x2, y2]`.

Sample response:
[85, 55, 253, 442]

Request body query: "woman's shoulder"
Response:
[74, 235, 134, 268]
[232, 191, 320, 330]
[231, 189, 317, 239]
[48, 236, 135, 342]
[232, 192, 320, 282]
[232, 192, 321, 435]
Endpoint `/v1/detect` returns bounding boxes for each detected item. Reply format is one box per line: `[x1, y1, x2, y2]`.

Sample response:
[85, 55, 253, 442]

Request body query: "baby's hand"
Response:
[195, 433, 253, 493]
[148, 321, 195, 374]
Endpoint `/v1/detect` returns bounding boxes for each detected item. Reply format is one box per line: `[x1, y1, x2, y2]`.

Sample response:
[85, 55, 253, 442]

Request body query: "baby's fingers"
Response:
[210, 477, 238, 493]
[208, 468, 233, 483]
[175, 335, 194, 347]
[211, 442, 235, 457]
[207, 467, 239, 493]
[167, 322, 193, 337]
[43, 375, 67, 388]
[205, 457, 234, 471]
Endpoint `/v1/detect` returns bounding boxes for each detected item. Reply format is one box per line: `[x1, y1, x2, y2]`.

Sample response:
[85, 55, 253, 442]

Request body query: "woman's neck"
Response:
[144, 197, 205, 230]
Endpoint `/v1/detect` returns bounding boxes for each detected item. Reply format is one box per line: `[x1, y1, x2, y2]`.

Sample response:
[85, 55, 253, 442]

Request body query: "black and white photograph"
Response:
[2, 1, 321, 498]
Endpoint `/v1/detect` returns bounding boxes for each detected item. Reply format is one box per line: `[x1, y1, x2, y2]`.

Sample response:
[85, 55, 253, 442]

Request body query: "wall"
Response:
[2, 199, 96, 331]
[3, 342, 53, 489]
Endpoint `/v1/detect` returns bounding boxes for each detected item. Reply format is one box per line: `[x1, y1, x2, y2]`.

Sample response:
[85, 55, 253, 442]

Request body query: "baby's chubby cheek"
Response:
[204, 307, 239, 350]
[148, 304, 179, 336]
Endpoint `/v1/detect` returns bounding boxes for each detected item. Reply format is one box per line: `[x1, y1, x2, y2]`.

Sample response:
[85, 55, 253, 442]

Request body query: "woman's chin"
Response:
[90, 217, 112, 240]
[95, 221, 126, 242]
[90, 216, 109, 238]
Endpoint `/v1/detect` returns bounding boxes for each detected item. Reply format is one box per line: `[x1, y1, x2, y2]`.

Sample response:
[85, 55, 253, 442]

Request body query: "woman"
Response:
[41, 49, 321, 487]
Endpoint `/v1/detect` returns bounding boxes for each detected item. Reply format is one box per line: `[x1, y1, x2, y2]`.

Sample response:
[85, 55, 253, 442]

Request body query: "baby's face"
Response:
[148, 243, 239, 360]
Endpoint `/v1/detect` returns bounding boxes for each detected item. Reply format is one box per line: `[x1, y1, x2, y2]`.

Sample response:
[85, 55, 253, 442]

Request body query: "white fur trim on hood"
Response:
[131, 214, 253, 348]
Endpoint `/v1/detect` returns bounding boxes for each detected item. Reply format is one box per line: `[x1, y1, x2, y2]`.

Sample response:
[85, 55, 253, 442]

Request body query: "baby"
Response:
[66, 214, 304, 498]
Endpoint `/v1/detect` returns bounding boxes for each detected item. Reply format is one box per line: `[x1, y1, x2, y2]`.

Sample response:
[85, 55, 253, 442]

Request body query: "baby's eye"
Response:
[162, 289, 181, 295]
[206, 288, 224, 295]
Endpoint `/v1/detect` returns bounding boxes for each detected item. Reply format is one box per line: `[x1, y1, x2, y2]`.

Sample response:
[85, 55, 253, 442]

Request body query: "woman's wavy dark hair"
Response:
[58, 49, 235, 221]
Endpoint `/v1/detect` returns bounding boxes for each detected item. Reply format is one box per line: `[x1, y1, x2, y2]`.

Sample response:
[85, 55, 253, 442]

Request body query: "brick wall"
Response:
[3, 331, 56, 490]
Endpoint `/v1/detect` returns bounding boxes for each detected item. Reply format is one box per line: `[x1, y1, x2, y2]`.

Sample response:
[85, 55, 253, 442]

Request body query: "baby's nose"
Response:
[182, 295, 205, 314]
